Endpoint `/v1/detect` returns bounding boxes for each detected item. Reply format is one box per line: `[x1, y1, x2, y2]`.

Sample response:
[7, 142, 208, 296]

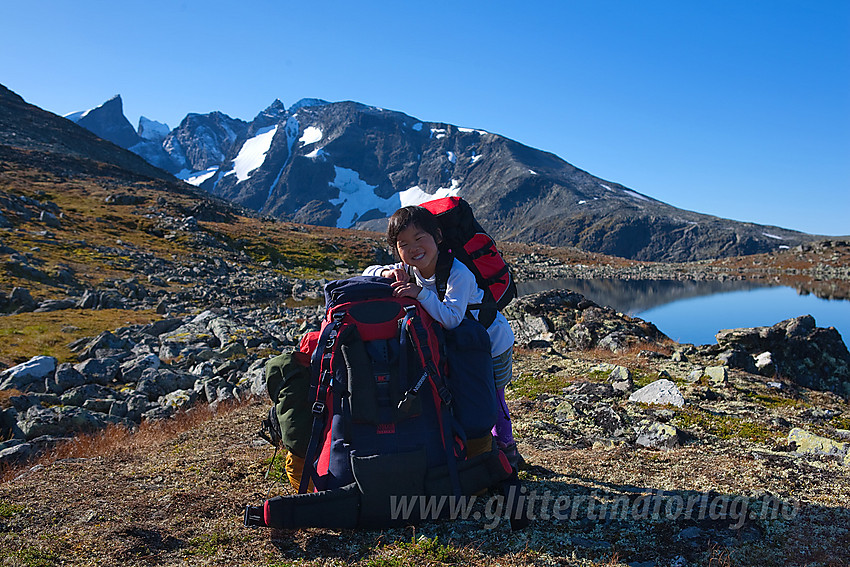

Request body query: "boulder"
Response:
[0, 355, 56, 393]
[635, 422, 682, 449]
[17, 406, 110, 440]
[120, 353, 161, 382]
[159, 389, 199, 411]
[45, 363, 86, 394]
[74, 358, 121, 385]
[0, 442, 34, 467]
[704, 366, 729, 387]
[716, 315, 850, 397]
[60, 384, 118, 407]
[789, 428, 850, 466]
[755, 351, 776, 376]
[628, 379, 685, 408]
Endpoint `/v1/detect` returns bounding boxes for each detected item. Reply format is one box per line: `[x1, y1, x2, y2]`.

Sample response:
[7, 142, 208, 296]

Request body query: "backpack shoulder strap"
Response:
[434, 249, 453, 302]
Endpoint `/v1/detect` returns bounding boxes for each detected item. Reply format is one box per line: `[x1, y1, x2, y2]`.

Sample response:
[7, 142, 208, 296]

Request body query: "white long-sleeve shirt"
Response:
[363, 258, 514, 357]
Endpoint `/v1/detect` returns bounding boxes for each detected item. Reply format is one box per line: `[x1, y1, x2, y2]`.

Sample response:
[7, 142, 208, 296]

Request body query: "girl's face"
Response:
[395, 223, 440, 278]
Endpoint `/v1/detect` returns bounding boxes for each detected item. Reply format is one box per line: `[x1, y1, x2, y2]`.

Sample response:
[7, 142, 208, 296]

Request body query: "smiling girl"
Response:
[362, 205, 522, 470]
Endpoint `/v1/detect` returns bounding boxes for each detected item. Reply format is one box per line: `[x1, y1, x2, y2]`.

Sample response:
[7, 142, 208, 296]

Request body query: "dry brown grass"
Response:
[1, 400, 243, 483]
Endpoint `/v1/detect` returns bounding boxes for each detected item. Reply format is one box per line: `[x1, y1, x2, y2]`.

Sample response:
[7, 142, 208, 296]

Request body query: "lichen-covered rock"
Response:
[789, 427, 850, 466]
[635, 422, 681, 449]
[704, 366, 728, 387]
[628, 379, 685, 407]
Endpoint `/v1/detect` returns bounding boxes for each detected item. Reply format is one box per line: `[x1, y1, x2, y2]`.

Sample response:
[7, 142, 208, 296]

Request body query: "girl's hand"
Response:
[391, 280, 421, 298]
[382, 267, 409, 283]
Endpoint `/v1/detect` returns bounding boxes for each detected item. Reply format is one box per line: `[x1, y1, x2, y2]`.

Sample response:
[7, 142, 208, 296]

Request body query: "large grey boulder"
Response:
[716, 315, 850, 397]
[45, 363, 86, 394]
[17, 406, 110, 440]
[74, 358, 121, 385]
[60, 384, 119, 407]
[135, 368, 194, 400]
[0, 356, 56, 393]
[120, 353, 161, 382]
[628, 379, 685, 408]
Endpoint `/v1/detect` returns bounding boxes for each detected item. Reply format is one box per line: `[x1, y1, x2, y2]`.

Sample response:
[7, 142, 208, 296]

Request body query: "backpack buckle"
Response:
[311, 401, 325, 415]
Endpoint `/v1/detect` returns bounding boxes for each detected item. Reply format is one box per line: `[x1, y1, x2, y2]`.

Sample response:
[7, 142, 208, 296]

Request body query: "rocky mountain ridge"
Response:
[64, 89, 826, 262]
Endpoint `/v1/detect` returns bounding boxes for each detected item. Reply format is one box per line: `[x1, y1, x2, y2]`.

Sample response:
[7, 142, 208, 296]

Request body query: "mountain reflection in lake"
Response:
[517, 278, 850, 346]
[516, 278, 768, 315]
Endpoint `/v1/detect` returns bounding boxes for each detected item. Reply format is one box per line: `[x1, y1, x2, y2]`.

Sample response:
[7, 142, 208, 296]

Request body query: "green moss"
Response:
[0, 501, 25, 518]
[185, 531, 233, 558]
[831, 415, 850, 430]
[632, 370, 656, 389]
[509, 372, 566, 399]
[746, 393, 803, 409]
[0, 547, 59, 567]
[673, 407, 778, 443]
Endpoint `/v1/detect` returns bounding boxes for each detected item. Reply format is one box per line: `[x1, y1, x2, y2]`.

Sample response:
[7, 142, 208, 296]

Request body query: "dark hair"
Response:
[386, 206, 442, 258]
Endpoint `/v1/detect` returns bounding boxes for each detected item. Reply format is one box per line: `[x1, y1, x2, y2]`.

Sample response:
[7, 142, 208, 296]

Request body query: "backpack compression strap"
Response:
[300, 311, 345, 494]
[398, 305, 464, 498]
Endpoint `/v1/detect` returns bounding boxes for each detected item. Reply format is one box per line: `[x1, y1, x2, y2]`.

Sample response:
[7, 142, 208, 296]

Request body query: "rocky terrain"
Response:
[2, 82, 849, 566]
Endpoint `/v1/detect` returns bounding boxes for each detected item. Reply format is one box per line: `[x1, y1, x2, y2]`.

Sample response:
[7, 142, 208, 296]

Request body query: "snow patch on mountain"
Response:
[398, 182, 461, 208]
[412, 123, 423, 132]
[447, 151, 456, 163]
[63, 110, 85, 123]
[763, 232, 785, 240]
[470, 152, 482, 164]
[300, 126, 322, 146]
[177, 167, 219, 186]
[329, 167, 462, 228]
[431, 128, 447, 139]
[624, 189, 650, 202]
[329, 167, 391, 227]
[305, 148, 327, 160]
[228, 125, 278, 182]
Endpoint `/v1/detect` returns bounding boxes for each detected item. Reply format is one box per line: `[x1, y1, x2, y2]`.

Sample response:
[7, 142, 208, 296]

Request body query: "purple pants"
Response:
[491, 387, 515, 447]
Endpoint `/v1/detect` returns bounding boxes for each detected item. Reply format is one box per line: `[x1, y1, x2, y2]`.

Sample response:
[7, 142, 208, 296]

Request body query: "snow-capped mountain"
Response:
[65, 95, 818, 261]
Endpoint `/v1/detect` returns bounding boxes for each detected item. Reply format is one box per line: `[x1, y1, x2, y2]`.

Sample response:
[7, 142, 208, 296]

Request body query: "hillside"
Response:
[1, 83, 850, 567]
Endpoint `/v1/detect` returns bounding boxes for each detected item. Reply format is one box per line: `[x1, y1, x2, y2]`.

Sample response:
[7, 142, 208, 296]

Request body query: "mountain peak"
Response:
[290, 98, 330, 112]
[68, 94, 140, 148]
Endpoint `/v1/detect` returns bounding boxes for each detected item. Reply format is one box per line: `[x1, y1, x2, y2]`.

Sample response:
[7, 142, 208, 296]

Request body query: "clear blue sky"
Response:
[2, 0, 848, 235]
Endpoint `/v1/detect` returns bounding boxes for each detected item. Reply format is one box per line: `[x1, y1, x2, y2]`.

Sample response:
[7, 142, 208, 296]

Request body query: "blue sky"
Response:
[2, 0, 848, 236]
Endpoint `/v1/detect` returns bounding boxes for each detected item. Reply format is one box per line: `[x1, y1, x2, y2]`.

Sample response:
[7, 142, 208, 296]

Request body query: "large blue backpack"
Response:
[245, 276, 516, 529]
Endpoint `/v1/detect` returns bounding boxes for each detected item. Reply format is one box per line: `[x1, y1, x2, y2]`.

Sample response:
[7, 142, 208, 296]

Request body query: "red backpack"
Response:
[419, 197, 517, 327]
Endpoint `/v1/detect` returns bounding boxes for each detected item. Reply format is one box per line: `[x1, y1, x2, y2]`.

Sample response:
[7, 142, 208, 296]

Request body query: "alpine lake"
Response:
[517, 278, 850, 347]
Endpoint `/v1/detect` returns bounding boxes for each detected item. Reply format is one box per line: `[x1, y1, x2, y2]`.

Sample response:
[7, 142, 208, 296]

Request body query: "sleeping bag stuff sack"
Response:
[244, 276, 514, 529]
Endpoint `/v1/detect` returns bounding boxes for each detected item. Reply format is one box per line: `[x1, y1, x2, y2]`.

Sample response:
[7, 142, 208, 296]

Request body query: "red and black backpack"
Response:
[245, 276, 517, 529]
[419, 197, 517, 327]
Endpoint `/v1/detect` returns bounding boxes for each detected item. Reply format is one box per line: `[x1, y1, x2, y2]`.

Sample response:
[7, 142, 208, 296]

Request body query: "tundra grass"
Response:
[0, 308, 158, 367]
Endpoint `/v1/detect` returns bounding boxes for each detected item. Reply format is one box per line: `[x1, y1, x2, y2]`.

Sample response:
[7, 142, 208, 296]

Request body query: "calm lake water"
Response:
[517, 278, 850, 346]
